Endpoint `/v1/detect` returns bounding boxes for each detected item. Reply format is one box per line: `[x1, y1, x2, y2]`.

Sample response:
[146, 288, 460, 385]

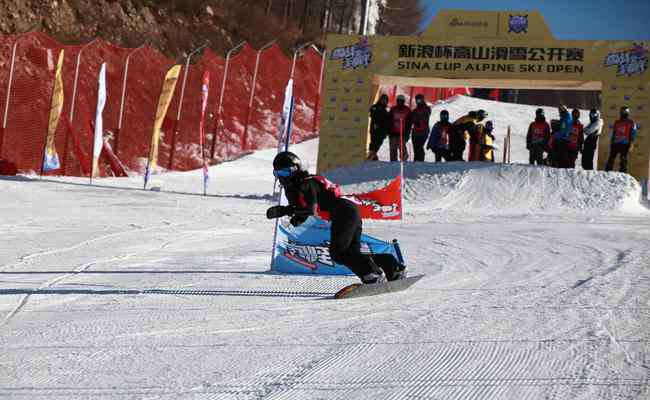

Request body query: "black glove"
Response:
[290, 215, 308, 227]
[266, 205, 292, 219]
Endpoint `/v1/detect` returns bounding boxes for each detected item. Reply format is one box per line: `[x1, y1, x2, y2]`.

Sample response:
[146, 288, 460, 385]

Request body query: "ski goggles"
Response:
[273, 168, 293, 178]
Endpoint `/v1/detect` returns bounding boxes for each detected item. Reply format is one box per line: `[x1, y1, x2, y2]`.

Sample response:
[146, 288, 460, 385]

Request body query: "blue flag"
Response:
[271, 216, 399, 275]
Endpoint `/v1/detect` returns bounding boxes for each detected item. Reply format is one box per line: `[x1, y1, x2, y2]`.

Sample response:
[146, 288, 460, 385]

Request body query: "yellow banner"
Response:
[148, 65, 181, 172]
[43, 50, 65, 172]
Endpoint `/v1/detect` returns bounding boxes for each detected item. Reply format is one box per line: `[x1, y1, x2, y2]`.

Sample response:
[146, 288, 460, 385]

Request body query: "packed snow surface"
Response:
[1, 97, 649, 399]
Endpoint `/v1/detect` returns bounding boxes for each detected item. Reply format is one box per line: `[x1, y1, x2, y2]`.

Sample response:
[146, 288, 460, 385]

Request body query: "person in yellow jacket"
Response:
[480, 120, 496, 162]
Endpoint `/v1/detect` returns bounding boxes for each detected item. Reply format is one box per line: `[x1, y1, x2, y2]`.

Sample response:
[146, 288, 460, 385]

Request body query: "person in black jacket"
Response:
[368, 94, 391, 161]
[267, 151, 407, 284]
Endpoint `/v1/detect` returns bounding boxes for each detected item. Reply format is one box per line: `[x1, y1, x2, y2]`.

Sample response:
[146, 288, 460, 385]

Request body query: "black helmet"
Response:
[589, 108, 600, 121]
[620, 106, 630, 119]
[273, 151, 302, 182]
[415, 94, 425, 104]
[572, 108, 580, 120]
[440, 109, 449, 122]
[379, 94, 389, 104]
[485, 120, 494, 131]
[535, 108, 545, 120]
[396, 94, 406, 105]
[477, 109, 488, 121]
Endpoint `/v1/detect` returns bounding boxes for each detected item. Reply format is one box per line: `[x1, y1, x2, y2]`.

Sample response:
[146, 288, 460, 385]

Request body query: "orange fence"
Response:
[0, 32, 324, 176]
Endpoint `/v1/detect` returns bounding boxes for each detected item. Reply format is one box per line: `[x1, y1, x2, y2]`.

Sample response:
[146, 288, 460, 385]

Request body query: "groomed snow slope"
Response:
[1, 125, 649, 397]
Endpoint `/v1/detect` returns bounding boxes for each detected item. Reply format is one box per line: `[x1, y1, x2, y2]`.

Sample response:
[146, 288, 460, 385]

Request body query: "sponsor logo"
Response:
[283, 240, 333, 270]
[604, 43, 649, 76]
[330, 38, 373, 70]
[329, 96, 337, 102]
[508, 15, 528, 34]
[449, 18, 489, 28]
[624, 95, 631, 101]
[355, 197, 400, 218]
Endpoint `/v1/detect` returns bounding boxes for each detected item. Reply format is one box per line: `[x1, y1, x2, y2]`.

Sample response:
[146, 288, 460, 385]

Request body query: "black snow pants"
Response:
[412, 132, 428, 162]
[434, 148, 451, 162]
[529, 143, 545, 165]
[581, 135, 598, 170]
[605, 143, 630, 173]
[329, 198, 399, 280]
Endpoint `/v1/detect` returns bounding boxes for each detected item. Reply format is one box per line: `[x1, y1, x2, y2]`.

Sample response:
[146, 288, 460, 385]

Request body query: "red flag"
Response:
[319, 175, 402, 220]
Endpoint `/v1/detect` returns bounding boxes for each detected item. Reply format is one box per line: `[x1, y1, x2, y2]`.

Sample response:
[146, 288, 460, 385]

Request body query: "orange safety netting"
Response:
[0, 32, 323, 176]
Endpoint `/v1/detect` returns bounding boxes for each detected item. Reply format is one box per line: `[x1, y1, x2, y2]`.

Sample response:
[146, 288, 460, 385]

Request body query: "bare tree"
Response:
[266, 0, 273, 15]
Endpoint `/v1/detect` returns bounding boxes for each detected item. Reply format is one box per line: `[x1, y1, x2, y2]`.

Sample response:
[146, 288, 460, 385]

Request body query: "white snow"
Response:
[1, 96, 649, 399]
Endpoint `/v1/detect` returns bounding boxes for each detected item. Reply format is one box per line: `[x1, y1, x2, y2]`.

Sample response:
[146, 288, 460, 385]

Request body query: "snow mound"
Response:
[326, 161, 646, 215]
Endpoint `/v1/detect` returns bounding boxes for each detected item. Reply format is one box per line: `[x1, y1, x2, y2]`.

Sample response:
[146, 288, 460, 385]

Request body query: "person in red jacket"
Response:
[526, 108, 551, 166]
[605, 106, 638, 173]
[388, 95, 412, 162]
[410, 94, 432, 162]
[567, 108, 584, 168]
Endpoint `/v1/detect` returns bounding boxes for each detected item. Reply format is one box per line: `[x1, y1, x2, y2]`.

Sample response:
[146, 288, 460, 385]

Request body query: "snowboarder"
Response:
[605, 106, 637, 173]
[551, 105, 573, 168]
[267, 151, 407, 284]
[388, 95, 412, 162]
[581, 109, 603, 170]
[427, 109, 453, 162]
[410, 94, 432, 162]
[567, 109, 584, 169]
[368, 94, 391, 161]
[526, 108, 551, 166]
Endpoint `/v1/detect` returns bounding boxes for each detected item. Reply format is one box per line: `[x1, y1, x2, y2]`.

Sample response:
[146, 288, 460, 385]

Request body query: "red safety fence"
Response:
[0, 32, 323, 176]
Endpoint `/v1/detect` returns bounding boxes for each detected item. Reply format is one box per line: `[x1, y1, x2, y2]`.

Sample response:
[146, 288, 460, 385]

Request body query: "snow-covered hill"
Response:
[1, 97, 649, 399]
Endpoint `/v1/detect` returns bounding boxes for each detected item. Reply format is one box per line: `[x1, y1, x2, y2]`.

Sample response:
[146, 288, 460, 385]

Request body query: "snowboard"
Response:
[334, 274, 425, 299]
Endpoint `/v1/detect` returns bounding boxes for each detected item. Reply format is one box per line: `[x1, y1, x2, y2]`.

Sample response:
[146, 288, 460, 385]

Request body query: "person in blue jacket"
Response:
[426, 110, 453, 162]
[552, 105, 573, 168]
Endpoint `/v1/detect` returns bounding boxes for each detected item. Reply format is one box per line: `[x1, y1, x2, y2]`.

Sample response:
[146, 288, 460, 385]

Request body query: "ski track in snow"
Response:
[1, 96, 649, 399]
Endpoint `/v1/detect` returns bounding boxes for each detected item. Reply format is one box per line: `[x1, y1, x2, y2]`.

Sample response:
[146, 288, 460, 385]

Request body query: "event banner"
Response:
[91, 63, 107, 180]
[42, 50, 65, 173]
[272, 216, 399, 275]
[145, 65, 182, 187]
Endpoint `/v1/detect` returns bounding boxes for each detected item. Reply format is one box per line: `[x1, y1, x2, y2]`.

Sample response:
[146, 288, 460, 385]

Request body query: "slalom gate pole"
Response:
[269, 94, 295, 270]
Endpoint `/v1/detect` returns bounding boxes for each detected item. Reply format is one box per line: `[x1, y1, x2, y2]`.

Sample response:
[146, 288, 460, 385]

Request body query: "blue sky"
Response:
[418, 0, 650, 40]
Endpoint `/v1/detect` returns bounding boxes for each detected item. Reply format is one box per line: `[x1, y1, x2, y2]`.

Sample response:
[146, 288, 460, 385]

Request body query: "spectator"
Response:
[526, 108, 551, 166]
[567, 109, 584, 168]
[427, 110, 453, 162]
[581, 109, 603, 170]
[367, 94, 391, 161]
[605, 106, 637, 173]
[467, 109, 488, 161]
[480, 120, 496, 162]
[451, 109, 486, 161]
[410, 94, 432, 162]
[552, 105, 573, 168]
[388, 95, 412, 162]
